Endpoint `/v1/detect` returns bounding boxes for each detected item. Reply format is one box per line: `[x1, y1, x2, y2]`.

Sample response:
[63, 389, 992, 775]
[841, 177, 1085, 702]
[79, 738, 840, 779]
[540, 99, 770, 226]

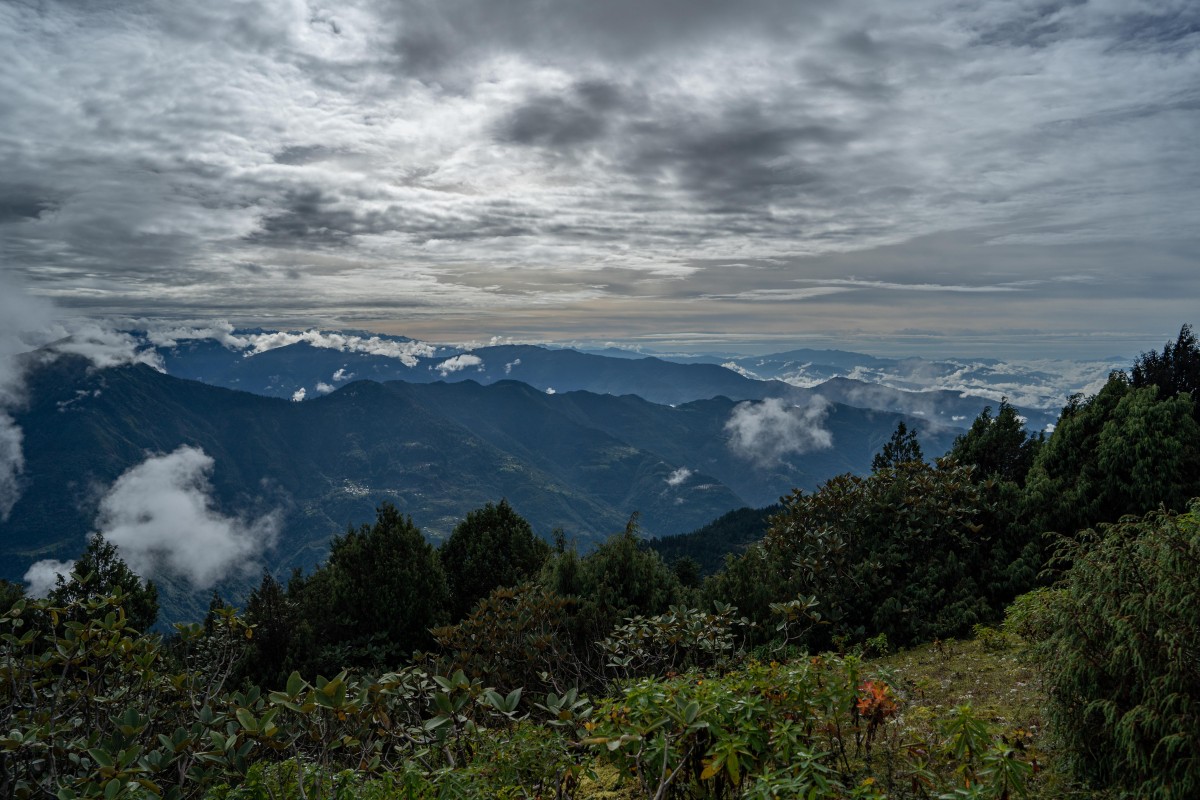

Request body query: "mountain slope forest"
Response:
[1, 354, 957, 620]
[2, 325, 1199, 799]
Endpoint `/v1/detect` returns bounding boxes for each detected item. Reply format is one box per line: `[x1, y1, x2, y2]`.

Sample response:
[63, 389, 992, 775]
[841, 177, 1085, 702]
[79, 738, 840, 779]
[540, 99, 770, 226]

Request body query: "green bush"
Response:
[1036, 501, 1200, 799]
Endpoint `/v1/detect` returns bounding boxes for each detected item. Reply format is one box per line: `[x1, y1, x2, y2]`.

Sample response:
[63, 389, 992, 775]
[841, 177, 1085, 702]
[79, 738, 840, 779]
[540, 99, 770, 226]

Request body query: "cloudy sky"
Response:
[1, 0, 1197, 357]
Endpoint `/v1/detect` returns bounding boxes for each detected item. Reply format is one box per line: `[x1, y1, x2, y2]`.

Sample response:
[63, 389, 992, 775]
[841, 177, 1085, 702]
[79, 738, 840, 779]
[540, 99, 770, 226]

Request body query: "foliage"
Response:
[948, 399, 1043, 487]
[0, 587, 587, 799]
[0, 591, 250, 799]
[429, 583, 577, 695]
[1131, 323, 1200, 405]
[758, 459, 1027, 649]
[0, 578, 24, 613]
[583, 657, 1033, 800]
[439, 499, 551, 622]
[541, 516, 684, 672]
[289, 503, 450, 673]
[1034, 502, 1200, 799]
[1024, 374, 1200, 538]
[49, 533, 160, 632]
[599, 603, 748, 680]
[872, 421, 925, 472]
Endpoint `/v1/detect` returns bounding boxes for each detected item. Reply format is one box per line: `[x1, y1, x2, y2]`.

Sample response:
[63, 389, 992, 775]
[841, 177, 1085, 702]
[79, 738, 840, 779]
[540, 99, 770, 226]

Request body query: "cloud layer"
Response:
[1, 1, 1197, 354]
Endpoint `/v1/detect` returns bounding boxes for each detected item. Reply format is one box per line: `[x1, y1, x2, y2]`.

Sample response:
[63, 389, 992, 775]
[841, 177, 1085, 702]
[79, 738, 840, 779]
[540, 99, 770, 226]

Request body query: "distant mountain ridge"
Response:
[154, 335, 1060, 430]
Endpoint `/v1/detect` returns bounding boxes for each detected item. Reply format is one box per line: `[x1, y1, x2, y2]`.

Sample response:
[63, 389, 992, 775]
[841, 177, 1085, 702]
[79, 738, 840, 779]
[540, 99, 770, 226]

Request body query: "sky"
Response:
[2, 0, 1198, 358]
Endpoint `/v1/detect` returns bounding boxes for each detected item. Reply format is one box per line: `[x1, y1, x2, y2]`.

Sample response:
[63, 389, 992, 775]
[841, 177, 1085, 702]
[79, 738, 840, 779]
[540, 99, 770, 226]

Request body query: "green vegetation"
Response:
[439, 499, 551, 621]
[3, 324, 1200, 798]
[1031, 503, 1200, 799]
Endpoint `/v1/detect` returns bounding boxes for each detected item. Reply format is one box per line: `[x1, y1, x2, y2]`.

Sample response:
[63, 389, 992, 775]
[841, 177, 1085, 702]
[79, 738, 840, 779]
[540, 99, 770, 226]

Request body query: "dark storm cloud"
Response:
[273, 145, 339, 166]
[498, 80, 628, 148]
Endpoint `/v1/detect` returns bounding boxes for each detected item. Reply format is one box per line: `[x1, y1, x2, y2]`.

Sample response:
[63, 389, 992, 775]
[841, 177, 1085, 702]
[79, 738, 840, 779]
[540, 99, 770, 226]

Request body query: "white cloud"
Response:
[241, 330, 436, 366]
[725, 397, 833, 466]
[315, 381, 334, 394]
[332, 367, 353, 382]
[435, 354, 484, 376]
[141, 320, 245, 349]
[291, 387, 306, 401]
[545, 387, 556, 395]
[23, 559, 74, 599]
[89, 445, 280, 589]
[665, 466, 692, 487]
[48, 323, 165, 372]
[504, 358, 521, 374]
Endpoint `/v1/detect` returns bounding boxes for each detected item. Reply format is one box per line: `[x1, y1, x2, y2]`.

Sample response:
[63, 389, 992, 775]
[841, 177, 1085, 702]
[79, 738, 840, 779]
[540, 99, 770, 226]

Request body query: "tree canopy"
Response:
[948, 398, 1043, 486]
[1131, 322, 1200, 405]
[291, 503, 450, 672]
[49, 533, 159, 632]
[439, 499, 550, 621]
[870, 421, 924, 472]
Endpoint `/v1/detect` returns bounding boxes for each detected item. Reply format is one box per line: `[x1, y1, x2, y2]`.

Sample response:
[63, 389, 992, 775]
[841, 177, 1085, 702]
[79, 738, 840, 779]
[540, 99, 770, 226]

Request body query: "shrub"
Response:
[1036, 502, 1200, 799]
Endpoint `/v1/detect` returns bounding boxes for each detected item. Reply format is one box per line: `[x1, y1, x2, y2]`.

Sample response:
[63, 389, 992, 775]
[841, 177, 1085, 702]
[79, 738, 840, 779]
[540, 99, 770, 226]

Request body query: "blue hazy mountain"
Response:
[154, 336, 1059, 430]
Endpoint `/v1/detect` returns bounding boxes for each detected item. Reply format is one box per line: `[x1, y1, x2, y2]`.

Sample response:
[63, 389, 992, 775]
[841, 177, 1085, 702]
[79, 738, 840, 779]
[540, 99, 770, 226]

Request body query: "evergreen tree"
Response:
[1035, 503, 1200, 798]
[871, 421, 924, 472]
[49, 533, 159, 632]
[948, 399, 1043, 486]
[439, 499, 551, 621]
[757, 459, 1025, 648]
[541, 514, 682, 655]
[292, 503, 450, 672]
[1131, 323, 1200, 406]
[240, 570, 299, 689]
[1024, 373, 1200, 538]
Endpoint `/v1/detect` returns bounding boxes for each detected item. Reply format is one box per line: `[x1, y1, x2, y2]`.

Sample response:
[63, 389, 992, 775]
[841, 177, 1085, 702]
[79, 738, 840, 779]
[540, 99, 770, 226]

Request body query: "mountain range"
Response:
[3, 351, 957, 621]
[154, 336, 1062, 431]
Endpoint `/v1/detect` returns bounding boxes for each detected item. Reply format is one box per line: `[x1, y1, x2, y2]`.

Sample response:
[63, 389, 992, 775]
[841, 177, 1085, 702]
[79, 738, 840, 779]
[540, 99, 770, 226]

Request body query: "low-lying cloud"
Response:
[24, 446, 280, 594]
[725, 397, 833, 466]
[239, 329, 436, 366]
[87, 445, 279, 589]
[435, 354, 484, 376]
[22, 559, 74, 599]
[665, 466, 693, 487]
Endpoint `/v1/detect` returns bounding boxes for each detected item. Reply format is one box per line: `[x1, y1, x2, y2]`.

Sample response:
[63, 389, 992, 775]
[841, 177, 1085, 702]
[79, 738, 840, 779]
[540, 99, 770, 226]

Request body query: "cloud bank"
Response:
[725, 397, 833, 466]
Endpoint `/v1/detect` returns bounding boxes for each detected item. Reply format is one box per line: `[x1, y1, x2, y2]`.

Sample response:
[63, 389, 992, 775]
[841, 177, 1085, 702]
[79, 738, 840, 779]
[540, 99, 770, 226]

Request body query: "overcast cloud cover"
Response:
[1, 0, 1198, 356]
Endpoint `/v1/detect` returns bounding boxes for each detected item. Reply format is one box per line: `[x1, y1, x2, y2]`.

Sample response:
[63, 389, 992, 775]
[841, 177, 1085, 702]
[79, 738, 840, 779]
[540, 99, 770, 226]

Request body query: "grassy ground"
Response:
[875, 634, 1104, 799]
[577, 634, 1105, 799]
